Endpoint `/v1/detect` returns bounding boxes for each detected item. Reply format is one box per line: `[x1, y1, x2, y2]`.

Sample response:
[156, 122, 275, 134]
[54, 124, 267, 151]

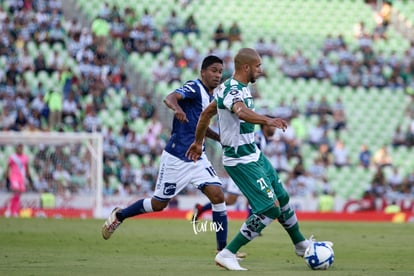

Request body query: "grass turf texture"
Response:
[0, 218, 413, 276]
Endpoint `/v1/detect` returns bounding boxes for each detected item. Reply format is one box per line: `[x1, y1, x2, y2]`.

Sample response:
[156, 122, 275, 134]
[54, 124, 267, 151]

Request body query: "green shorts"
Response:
[224, 153, 288, 214]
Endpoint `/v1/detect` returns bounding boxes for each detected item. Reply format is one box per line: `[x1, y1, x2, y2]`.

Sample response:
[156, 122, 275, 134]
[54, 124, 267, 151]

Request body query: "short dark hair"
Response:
[201, 55, 223, 70]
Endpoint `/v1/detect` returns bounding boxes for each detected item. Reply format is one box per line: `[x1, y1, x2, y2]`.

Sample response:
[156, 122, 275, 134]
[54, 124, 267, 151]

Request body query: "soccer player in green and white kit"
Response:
[186, 48, 332, 271]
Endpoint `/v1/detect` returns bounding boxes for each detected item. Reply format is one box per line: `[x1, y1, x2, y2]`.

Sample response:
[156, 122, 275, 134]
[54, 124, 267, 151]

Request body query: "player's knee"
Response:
[262, 205, 281, 220]
[151, 199, 169, 211]
[278, 191, 290, 207]
[225, 194, 238, 206]
[204, 186, 225, 204]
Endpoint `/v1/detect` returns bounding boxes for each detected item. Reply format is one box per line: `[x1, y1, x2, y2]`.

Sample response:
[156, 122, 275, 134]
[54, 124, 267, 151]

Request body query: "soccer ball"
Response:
[303, 242, 334, 270]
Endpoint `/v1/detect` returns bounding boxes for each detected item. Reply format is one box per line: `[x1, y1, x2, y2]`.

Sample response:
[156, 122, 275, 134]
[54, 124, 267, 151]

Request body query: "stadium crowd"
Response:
[0, 0, 413, 211]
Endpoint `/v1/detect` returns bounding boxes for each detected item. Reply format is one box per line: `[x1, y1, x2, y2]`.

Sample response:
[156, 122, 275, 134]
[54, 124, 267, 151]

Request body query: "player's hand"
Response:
[270, 118, 288, 131]
[175, 110, 189, 123]
[186, 142, 203, 162]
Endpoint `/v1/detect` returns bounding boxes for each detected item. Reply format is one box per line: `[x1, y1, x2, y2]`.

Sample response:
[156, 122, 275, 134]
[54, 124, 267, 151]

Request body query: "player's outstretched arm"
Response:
[186, 101, 218, 161]
[163, 92, 189, 123]
[233, 101, 287, 131]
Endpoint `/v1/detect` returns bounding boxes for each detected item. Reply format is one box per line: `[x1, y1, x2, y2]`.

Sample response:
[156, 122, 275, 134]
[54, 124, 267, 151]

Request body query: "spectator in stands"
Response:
[359, 143, 372, 169]
[317, 95, 332, 117]
[183, 14, 199, 35]
[372, 145, 393, 168]
[348, 63, 362, 88]
[140, 8, 154, 29]
[308, 157, 326, 180]
[331, 96, 347, 136]
[53, 162, 71, 196]
[213, 22, 227, 47]
[34, 172, 51, 194]
[304, 95, 319, 118]
[271, 151, 290, 174]
[391, 125, 406, 148]
[44, 89, 63, 130]
[11, 109, 29, 131]
[33, 52, 48, 74]
[16, 78, 31, 99]
[98, 2, 111, 20]
[255, 37, 269, 57]
[0, 108, 15, 131]
[274, 98, 292, 120]
[6, 62, 20, 86]
[91, 15, 111, 44]
[119, 161, 137, 194]
[165, 10, 182, 35]
[182, 39, 200, 70]
[110, 15, 127, 39]
[332, 139, 352, 168]
[82, 107, 101, 132]
[122, 130, 141, 158]
[317, 143, 332, 168]
[152, 59, 169, 83]
[103, 138, 120, 162]
[65, 18, 82, 37]
[370, 166, 387, 198]
[318, 188, 335, 212]
[227, 22, 242, 46]
[62, 91, 80, 129]
[353, 21, 369, 39]
[307, 118, 326, 149]
[374, 0, 392, 40]
[48, 21, 66, 46]
[387, 166, 404, 191]
[19, 47, 34, 72]
[27, 109, 43, 130]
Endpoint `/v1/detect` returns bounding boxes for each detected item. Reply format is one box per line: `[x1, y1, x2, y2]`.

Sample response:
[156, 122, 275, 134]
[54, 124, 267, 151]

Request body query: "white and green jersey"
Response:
[215, 77, 260, 166]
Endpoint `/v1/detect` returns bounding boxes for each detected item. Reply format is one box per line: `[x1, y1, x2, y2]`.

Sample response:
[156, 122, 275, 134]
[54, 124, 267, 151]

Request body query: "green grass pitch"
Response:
[0, 217, 413, 275]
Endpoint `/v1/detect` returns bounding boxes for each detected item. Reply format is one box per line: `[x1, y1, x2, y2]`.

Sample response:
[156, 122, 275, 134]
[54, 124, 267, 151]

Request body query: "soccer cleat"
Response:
[216, 250, 247, 261]
[102, 207, 122, 240]
[215, 249, 248, 271]
[236, 251, 247, 261]
[191, 204, 203, 222]
[295, 235, 334, 257]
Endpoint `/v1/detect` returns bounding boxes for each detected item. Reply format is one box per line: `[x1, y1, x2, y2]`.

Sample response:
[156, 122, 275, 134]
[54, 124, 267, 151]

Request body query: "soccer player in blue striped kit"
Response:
[102, 55, 230, 257]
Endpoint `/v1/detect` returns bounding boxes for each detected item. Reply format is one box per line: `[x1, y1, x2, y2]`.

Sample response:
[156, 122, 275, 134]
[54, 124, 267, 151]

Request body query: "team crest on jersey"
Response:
[163, 183, 176, 196]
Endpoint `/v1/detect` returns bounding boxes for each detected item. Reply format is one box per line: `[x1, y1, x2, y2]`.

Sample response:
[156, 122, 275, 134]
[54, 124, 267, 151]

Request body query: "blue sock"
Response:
[212, 203, 228, 251]
[202, 203, 212, 212]
[117, 198, 153, 221]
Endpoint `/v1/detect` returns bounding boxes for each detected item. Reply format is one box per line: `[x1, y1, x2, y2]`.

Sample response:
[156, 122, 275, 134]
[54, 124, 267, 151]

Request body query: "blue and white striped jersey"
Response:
[164, 79, 213, 161]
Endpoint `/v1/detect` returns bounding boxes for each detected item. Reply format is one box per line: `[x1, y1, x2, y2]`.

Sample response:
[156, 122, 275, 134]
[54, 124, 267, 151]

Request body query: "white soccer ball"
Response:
[303, 242, 334, 270]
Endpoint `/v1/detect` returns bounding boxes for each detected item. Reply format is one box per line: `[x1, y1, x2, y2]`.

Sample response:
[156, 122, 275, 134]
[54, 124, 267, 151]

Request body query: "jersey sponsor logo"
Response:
[163, 183, 176, 196]
[229, 89, 239, 95]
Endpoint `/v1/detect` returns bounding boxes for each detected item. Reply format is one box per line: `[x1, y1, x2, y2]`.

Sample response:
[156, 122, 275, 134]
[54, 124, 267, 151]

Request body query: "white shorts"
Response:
[153, 151, 222, 201]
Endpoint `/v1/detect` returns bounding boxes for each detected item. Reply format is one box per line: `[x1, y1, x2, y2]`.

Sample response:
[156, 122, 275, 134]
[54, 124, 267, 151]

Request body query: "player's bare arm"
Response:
[163, 92, 189, 123]
[186, 101, 218, 161]
[232, 101, 287, 131]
